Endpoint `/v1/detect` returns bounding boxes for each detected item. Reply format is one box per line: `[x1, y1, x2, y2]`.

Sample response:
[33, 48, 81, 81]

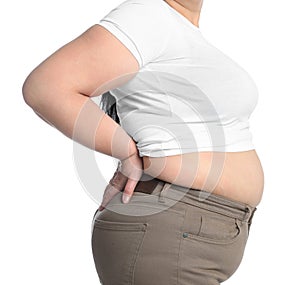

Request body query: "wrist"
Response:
[120, 151, 138, 162]
[119, 139, 139, 161]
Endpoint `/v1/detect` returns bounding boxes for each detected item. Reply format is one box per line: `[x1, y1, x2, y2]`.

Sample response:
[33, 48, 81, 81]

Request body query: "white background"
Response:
[1, 0, 299, 284]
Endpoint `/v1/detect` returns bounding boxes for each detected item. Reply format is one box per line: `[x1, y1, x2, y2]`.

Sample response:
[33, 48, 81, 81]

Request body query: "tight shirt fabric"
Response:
[97, 0, 259, 157]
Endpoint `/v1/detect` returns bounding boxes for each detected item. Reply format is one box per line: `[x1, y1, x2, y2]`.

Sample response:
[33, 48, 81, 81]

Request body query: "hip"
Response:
[91, 179, 256, 284]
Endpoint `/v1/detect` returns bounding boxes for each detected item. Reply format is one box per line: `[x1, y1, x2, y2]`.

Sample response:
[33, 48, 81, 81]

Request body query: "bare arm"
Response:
[22, 24, 140, 160]
[22, 24, 144, 205]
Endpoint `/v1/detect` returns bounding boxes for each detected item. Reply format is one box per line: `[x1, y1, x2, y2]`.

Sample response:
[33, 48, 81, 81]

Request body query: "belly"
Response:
[142, 150, 264, 207]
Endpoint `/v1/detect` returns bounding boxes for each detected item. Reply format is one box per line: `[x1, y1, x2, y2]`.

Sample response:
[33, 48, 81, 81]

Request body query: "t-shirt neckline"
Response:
[160, 0, 203, 35]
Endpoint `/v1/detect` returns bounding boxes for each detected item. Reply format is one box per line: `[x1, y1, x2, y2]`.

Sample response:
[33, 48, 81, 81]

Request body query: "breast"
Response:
[109, 34, 259, 156]
[152, 39, 259, 122]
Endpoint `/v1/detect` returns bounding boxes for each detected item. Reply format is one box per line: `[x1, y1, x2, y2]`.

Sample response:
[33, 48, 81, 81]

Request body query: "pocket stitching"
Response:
[183, 218, 242, 245]
[94, 219, 148, 232]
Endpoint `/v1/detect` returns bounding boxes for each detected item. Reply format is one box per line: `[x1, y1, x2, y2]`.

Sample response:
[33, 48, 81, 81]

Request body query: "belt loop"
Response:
[248, 207, 257, 226]
[243, 206, 251, 222]
[158, 182, 172, 203]
[243, 206, 257, 224]
[152, 180, 164, 195]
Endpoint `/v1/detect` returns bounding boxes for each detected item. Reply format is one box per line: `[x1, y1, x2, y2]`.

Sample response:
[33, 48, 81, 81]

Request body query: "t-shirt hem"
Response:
[138, 142, 256, 157]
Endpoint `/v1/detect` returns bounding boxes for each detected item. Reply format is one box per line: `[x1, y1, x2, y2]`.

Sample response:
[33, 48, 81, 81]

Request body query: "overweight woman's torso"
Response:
[142, 150, 264, 207]
[96, 0, 264, 207]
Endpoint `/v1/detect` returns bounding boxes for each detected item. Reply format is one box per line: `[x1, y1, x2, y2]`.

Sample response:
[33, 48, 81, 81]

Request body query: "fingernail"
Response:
[122, 194, 131, 204]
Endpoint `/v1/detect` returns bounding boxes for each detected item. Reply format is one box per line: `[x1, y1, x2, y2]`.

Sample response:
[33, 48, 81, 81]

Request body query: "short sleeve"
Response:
[97, 0, 170, 68]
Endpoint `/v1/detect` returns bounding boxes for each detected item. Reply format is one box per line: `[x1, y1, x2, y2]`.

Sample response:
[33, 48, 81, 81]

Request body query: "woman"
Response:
[23, 0, 264, 284]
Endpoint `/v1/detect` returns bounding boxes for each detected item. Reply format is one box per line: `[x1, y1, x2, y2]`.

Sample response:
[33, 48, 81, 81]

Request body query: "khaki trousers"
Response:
[91, 175, 256, 285]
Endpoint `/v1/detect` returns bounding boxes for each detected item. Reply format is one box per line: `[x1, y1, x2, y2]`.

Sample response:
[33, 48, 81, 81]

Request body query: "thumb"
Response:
[122, 178, 139, 203]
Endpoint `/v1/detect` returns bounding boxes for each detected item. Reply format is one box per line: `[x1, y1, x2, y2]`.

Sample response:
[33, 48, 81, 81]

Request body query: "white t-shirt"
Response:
[97, 0, 259, 157]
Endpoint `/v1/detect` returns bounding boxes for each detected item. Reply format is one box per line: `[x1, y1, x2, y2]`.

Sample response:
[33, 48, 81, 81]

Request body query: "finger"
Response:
[99, 187, 119, 211]
[109, 169, 127, 189]
[122, 178, 140, 204]
[99, 168, 128, 211]
[99, 184, 123, 211]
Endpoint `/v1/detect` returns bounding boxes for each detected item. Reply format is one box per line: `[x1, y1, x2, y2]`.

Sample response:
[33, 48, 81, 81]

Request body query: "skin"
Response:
[22, 24, 143, 205]
[23, 0, 264, 210]
[164, 0, 204, 27]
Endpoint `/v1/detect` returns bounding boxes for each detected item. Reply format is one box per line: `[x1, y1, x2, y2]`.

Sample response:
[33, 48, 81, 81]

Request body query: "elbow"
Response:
[22, 74, 39, 109]
[22, 70, 50, 113]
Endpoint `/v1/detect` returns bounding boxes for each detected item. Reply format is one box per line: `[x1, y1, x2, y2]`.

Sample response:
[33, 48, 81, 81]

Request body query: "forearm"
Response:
[23, 86, 138, 160]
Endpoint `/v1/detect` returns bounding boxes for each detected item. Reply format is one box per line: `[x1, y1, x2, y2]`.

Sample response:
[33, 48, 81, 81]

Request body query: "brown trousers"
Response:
[91, 175, 256, 285]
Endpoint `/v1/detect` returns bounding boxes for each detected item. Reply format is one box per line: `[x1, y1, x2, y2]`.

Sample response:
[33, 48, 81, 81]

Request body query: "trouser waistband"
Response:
[134, 173, 257, 225]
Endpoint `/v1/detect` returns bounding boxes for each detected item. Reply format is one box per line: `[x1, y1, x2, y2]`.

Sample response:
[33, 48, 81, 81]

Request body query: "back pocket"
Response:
[92, 219, 148, 285]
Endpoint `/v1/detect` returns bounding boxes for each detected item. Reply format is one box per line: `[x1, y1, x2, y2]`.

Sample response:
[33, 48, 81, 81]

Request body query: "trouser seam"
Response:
[177, 207, 188, 285]
[131, 229, 147, 285]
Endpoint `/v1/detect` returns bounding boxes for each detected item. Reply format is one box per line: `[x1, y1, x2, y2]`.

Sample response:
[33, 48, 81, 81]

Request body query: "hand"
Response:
[99, 151, 143, 211]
